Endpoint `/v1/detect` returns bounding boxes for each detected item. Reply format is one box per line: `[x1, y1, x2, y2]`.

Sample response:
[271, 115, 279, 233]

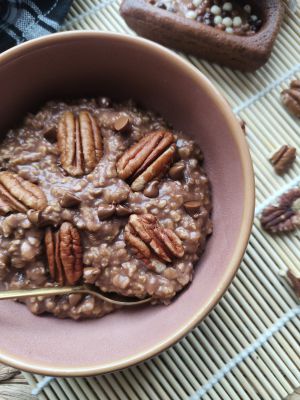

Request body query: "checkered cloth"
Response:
[0, 0, 72, 52]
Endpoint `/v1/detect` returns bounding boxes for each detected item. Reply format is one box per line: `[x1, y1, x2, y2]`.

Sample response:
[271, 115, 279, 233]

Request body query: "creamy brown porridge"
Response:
[0, 98, 212, 319]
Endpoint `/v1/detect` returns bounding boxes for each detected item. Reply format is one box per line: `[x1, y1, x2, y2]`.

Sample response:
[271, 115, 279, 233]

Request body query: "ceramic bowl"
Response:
[0, 31, 254, 376]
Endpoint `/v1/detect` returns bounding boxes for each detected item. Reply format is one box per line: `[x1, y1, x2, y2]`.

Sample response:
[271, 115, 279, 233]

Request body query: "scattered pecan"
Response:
[117, 131, 176, 191]
[45, 222, 83, 286]
[260, 188, 300, 233]
[0, 172, 47, 215]
[281, 80, 300, 118]
[125, 213, 184, 263]
[270, 145, 296, 175]
[57, 111, 102, 177]
[287, 268, 300, 297]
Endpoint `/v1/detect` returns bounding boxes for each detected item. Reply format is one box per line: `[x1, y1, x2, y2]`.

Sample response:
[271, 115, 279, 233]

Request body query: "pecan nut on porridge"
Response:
[0, 98, 212, 319]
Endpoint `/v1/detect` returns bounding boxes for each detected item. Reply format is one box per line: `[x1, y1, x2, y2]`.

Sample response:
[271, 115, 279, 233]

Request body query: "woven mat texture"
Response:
[23, 1, 300, 399]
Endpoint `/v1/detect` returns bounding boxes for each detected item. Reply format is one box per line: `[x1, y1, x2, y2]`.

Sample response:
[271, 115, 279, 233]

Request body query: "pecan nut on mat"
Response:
[260, 188, 300, 234]
[281, 80, 300, 118]
[270, 145, 296, 175]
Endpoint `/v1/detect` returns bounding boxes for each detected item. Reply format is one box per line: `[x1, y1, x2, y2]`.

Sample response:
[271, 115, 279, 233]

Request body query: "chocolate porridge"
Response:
[0, 98, 212, 319]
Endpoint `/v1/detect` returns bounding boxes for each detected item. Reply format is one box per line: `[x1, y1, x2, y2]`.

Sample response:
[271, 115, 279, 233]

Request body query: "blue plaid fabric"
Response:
[0, 0, 72, 52]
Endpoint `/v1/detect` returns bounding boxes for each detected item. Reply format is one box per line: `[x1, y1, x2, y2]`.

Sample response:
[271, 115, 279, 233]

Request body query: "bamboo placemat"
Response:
[23, 1, 300, 399]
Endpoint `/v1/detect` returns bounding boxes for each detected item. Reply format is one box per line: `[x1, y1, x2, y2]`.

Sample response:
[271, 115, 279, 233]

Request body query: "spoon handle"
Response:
[0, 286, 152, 306]
[0, 286, 80, 300]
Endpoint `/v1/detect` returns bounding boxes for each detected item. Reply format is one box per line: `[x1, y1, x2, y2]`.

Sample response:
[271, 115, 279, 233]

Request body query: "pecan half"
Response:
[45, 222, 83, 286]
[125, 213, 184, 263]
[57, 111, 102, 177]
[260, 188, 300, 233]
[287, 268, 300, 297]
[117, 131, 176, 191]
[270, 145, 296, 175]
[281, 80, 300, 118]
[0, 172, 47, 215]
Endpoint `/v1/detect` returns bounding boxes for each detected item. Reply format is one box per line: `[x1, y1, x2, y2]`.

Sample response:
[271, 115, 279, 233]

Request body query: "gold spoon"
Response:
[0, 284, 152, 306]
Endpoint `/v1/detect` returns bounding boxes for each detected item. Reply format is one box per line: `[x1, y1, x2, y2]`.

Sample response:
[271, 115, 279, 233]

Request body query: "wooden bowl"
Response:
[120, 0, 284, 71]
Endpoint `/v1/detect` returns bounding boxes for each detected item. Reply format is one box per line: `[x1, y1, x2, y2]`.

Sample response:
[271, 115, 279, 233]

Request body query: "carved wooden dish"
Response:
[120, 0, 285, 71]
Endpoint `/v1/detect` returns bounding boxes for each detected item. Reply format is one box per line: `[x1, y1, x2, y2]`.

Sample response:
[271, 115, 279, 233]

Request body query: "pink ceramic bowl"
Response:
[0, 31, 254, 376]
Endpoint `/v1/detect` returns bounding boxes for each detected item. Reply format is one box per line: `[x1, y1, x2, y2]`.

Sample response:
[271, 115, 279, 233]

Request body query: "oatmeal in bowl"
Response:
[0, 98, 212, 319]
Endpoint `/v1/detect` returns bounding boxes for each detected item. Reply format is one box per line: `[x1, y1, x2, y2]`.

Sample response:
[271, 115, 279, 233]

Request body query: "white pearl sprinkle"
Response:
[210, 5, 221, 15]
[250, 14, 258, 21]
[192, 0, 202, 7]
[244, 4, 251, 13]
[222, 2, 233, 12]
[222, 16, 233, 27]
[185, 10, 197, 19]
[225, 27, 234, 34]
[233, 16, 242, 27]
[214, 15, 222, 25]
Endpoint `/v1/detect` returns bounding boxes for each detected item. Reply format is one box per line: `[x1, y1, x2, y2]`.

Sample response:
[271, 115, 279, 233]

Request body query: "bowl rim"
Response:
[0, 30, 255, 377]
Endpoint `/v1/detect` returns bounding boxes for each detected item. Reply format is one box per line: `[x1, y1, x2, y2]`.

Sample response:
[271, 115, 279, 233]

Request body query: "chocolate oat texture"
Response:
[0, 98, 212, 319]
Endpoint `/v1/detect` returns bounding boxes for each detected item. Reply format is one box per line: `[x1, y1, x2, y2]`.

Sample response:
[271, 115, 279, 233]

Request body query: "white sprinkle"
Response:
[244, 4, 251, 13]
[222, 16, 233, 27]
[225, 27, 234, 33]
[233, 16, 242, 27]
[250, 14, 258, 21]
[185, 10, 197, 19]
[214, 15, 222, 25]
[192, 0, 202, 7]
[210, 5, 221, 15]
[222, 2, 233, 12]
